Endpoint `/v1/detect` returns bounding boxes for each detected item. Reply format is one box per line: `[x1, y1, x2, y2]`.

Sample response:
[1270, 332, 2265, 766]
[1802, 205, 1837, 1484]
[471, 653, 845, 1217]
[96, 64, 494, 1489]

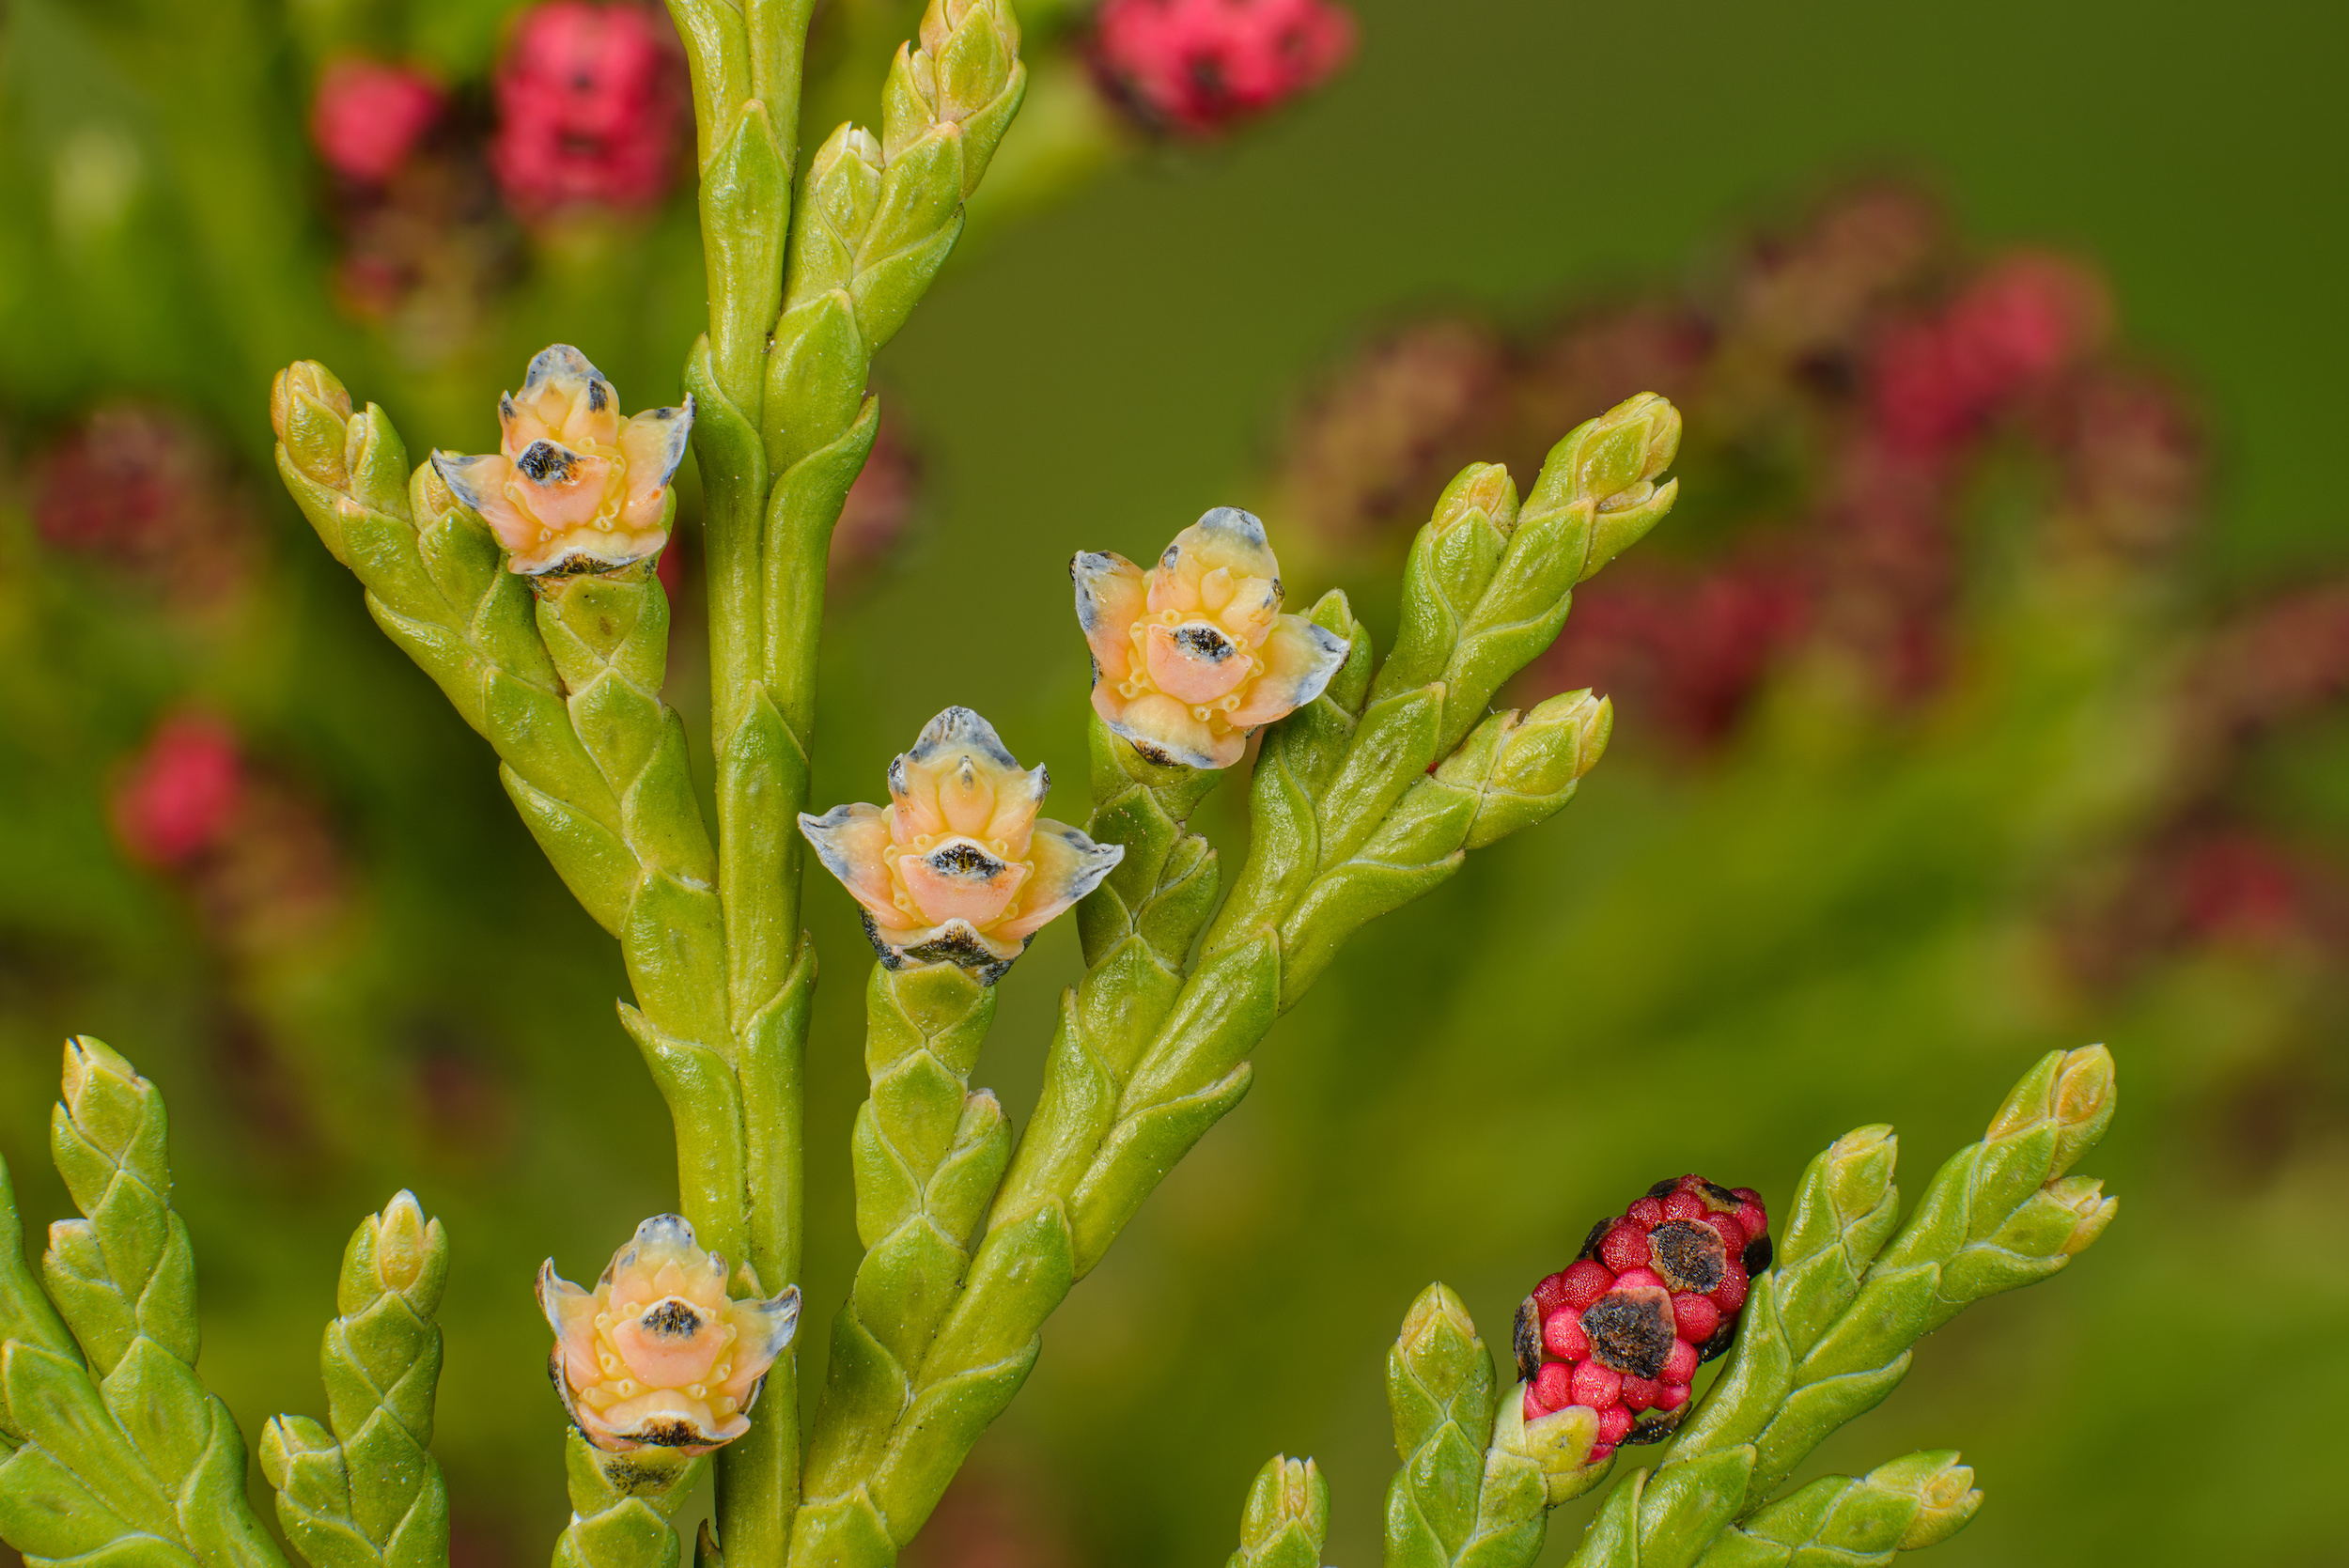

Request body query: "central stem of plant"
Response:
[672, 0, 818, 1559]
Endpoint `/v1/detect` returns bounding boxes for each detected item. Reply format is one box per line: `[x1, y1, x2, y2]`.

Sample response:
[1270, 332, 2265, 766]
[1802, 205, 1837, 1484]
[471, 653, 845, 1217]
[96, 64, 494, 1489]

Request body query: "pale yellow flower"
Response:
[799, 707, 1124, 982]
[537, 1215, 799, 1455]
[1074, 507, 1348, 769]
[432, 345, 691, 575]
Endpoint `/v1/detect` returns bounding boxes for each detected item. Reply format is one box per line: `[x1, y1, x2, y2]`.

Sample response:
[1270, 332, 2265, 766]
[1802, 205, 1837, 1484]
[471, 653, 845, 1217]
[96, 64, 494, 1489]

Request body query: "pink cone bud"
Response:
[538, 1215, 800, 1455]
[1512, 1173, 1771, 1454]
[1872, 254, 2106, 459]
[491, 1, 685, 217]
[1091, 0, 1356, 138]
[34, 404, 258, 604]
[311, 57, 445, 183]
[1074, 508, 1350, 769]
[430, 344, 692, 574]
[800, 708, 1127, 983]
[112, 715, 242, 868]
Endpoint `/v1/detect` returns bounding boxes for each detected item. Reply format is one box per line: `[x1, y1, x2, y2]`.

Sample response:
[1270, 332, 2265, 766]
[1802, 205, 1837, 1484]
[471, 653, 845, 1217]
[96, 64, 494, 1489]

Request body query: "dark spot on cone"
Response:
[516, 440, 576, 485]
[1649, 1219, 1728, 1295]
[1580, 1286, 1673, 1379]
[928, 841, 1006, 877]
[1577, 1218, 1610, 1261]
[1698, 1179, 1741, 1211]
[1698, 1319, 1738, 1364]
[642, 1297, 701, 1337]
[631, 1418, 703, 1449]
[1172, 623, 1236, 661]
[871, 913, 1028, 986]
[1646, 1176, 1679, 1201]
[1743, 1234, 1774, 1274]
[1512, 1296, 1543, 1381]
[1626, 1405, 1687, 1446]
[1127, 733, 1184, 768]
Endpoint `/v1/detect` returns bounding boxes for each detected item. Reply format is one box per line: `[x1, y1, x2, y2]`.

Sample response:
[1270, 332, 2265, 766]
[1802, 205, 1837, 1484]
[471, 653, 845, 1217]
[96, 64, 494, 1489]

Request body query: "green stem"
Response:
[749, 0, 820, 139]
[673, 1, 820, 1559]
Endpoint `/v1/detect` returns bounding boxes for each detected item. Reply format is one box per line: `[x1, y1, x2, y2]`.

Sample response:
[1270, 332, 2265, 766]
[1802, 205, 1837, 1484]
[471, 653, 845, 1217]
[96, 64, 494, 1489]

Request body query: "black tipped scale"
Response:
[1649, 1219, 1727, 1295]
[1579, 1289, 1673, 1380]
[1625, 1405, 1688, 1446]
[1512, 1296, 1544, 1382]
[642, 1298, 703, 1338]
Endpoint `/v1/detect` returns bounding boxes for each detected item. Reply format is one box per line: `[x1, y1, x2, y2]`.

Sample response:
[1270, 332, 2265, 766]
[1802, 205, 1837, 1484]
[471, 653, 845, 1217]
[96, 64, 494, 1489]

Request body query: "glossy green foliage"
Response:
[1208, 420, 1667, 1013]
[1694, 1452, 1981, 1568]
[263, 1195, 451, 1568]
[271, 371, 754, 1265]
[277, 383, 726, 1035]
[0, 1039, 283, 1568]
[768, 0, 1027, 475]
[796, 962, 1010, 1560]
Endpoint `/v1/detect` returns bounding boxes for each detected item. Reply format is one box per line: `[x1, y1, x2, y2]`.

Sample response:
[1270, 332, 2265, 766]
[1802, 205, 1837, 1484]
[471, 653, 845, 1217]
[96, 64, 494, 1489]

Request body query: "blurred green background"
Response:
[4, 0, 2347, 1565]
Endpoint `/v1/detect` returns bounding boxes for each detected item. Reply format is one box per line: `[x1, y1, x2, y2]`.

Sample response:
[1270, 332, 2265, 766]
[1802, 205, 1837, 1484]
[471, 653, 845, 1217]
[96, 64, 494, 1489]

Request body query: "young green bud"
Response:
[798, 125, 888, 297]
[1980, 1175, 2115, 1266]
[1697, 1451, 1980, 1565]
[909, 0, 1024, 181]
[2053, 1179, 2119, 1256]
[1984, 1044, 2116, 1178]
[1887, 1452, 1983, 1550]
[271, 361, 353, 488]
[1435, 459, 1518, 532]
[1454, 690, 1611, 850]
[884, 0, 1026, 184]
[921, 0, 1021, 130]
[344, 1189, 449, 1313]
[1816, 1126, 1900, 1237]
[1772, 1125, 1901, 1356]
[1524, 392, 1685, 584]
[1391, 1282, 1494, 1457]
[1229, 1454, 1329, 1568]
[1548, 391, 1682, 512]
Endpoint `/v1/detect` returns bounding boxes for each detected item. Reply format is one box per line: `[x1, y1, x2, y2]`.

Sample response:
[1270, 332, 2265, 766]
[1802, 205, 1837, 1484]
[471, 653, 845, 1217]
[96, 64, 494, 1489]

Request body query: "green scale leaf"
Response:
[0, 1039, 284, 1568]
[263, 1193, 451, 1568]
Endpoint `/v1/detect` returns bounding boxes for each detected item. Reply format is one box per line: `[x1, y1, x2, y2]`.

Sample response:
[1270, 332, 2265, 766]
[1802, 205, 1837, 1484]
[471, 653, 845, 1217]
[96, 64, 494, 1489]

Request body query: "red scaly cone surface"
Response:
[1514, 1174, 1772, 1463]
[490, 1, 686, 218]
[1091, 0, 1357, 139]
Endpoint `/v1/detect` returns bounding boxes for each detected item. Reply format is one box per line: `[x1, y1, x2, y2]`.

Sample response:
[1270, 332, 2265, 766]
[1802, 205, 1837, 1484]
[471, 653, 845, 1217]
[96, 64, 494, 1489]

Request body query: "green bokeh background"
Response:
[3, 0, 2346, 1564]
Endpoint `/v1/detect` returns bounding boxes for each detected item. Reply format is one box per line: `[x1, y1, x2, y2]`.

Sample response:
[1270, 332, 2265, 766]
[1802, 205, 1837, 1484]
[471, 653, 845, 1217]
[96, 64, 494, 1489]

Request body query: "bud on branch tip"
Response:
[538, 1215, 801, 1456]
[1531, 391, 1684, 582]
[800, 706, 1125, 983]
[431, 344, 692, 576]
[271, 362, 354, 489]
[1074, 506, 1349, 769]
